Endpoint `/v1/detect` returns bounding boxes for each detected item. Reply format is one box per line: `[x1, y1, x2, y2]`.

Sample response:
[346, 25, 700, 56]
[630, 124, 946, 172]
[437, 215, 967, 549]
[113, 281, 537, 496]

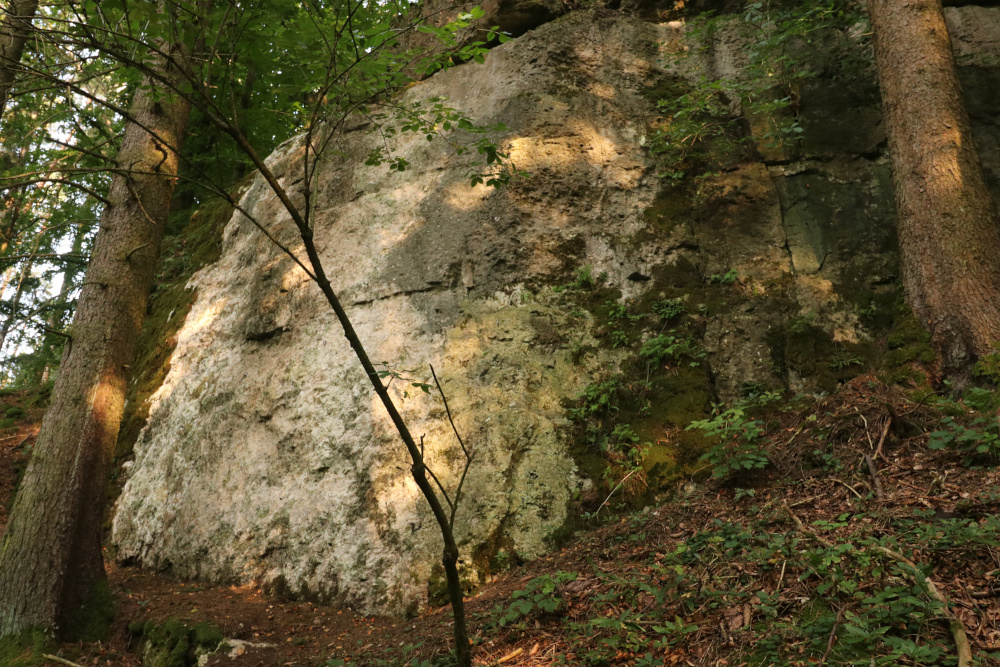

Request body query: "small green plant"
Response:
[963, 386, 998, 413]
[788, 312, 817, 334]
[553, 265, 606, 293]
[809, 447, 843, 473]
[491, 549, 512, 573]
[490, 572, 577, 628]
[374, 362, 432, 398]
[829, 354, 864, 371]
[568, 377, 622, 421]
[928, 416, 1000, 466]
[0, 418, 15, 430]
[609, 329, 629, 349]
[687, 392, 781, 478]
[605, 424, 651, 480]
[708, 269, 739, 285]
[606, 301, 641, 349]
[651, 297, 685, 321]
[651, 1, 863, 177]
[973, 345, 1000, 383]
[640, 332, 705, 368]
[739, 381, 767, 398]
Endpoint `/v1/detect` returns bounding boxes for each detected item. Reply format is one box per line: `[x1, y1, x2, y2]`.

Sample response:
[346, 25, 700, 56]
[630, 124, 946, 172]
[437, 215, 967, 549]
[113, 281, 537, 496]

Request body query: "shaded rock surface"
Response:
[113, 7, 1000, 614]
[395, 0, 567, 66]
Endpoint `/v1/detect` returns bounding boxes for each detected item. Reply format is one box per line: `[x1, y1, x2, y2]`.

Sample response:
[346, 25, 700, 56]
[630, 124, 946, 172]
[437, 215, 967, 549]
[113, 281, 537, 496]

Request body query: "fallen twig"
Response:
[873, 545, 972, 667]
[831, 478, 864, 500]
[818, 606, 844, 665]
[497, 647, 523, 663]
[874, 418, 891, 459]
[863, 452, 886, 501]
[595, 469, 638, 516]
[783, 503, 972, 667]
[788, 495, 819, 508]
[776, 559, 787, 592]
[42, 655, 85, 667]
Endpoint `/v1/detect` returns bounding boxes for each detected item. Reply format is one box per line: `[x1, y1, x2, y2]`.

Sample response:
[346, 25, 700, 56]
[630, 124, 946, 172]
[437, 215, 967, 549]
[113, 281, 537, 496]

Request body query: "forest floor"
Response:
[4, 376, 1000, 666]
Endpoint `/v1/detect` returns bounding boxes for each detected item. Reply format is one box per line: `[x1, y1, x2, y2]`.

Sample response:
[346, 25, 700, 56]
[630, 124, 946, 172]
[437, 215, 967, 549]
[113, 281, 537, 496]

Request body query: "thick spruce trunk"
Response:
[0, 0, 40, 117]
[0, 52, 191, 635]
[867, 0, 1000, 375]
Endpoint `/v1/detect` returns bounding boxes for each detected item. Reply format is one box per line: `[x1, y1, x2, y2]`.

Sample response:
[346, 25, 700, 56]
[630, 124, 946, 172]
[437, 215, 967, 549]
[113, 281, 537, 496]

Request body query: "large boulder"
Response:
[112, 7, 1000, 614]
[113, 12, 673, 615]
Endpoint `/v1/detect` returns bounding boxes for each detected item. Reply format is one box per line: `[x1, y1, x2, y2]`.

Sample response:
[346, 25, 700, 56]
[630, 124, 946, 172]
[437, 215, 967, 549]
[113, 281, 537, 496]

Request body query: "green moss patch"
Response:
[114, 196, 234, 466]
[0, 629, 52, 667]
[879, 305, 935, 386]
[128, 617, 226, 667]
[561, 277, 716, 505]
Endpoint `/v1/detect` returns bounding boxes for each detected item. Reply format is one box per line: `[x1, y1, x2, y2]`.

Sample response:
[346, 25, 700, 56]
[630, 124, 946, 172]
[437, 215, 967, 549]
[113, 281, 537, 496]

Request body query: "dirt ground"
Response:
[5, 376, 1000, 666]
[0, 424, 31, 530]
[0, 408, 546, 667]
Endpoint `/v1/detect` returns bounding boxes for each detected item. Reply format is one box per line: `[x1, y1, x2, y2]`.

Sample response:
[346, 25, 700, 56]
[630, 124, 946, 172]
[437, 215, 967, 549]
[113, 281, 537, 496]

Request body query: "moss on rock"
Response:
[129, 617, 226, 667]
[115, 197, 235, 466]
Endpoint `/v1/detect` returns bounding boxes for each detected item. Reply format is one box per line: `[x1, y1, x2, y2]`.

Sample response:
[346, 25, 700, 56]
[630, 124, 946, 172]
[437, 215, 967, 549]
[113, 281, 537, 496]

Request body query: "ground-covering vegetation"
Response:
[10, 372, 1000, 666]
[1, 0, 1000, 662]
[402, 376, 1000, 667]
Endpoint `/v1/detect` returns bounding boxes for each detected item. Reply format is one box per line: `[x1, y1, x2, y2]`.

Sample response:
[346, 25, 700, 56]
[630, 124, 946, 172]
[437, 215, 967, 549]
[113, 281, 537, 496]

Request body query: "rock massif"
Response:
[112, 7, 1000, 614]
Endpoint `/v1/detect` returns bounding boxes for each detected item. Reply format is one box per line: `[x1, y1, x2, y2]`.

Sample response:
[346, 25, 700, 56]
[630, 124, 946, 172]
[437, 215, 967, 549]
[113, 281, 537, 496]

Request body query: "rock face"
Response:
[112, 8, 1000, 614]
[394, 0, 566, 72]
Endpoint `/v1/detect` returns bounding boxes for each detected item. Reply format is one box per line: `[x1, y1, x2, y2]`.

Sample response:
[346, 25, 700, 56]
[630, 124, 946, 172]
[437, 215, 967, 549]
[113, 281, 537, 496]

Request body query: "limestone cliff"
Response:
[111, 7, 1000, 614]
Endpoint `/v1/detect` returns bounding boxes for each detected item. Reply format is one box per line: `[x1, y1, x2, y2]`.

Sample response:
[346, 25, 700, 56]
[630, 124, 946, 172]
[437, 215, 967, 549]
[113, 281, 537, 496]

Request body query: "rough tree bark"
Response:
[867, 0, 1000, 375]
[0, 0, 40, 117]
[0, 45, 192, 636]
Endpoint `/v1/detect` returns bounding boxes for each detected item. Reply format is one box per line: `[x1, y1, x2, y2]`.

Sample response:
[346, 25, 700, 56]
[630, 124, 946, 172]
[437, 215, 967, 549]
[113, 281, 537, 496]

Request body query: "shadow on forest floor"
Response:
[4, 376, 1000, 666]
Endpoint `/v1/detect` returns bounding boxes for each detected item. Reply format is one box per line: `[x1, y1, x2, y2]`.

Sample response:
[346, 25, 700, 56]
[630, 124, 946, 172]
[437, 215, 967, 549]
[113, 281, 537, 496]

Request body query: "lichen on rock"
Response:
[112, 6, 1000, 615]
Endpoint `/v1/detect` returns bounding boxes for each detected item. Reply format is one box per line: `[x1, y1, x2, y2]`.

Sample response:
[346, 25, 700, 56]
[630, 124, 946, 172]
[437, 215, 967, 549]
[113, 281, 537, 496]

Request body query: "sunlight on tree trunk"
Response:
[0, 45, 192, 637]
[867, 0, 1000, 376]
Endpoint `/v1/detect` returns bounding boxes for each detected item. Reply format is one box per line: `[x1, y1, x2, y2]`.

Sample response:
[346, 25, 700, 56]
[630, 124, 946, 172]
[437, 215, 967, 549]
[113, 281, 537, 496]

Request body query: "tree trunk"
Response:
[867, 0, 1000, 375]
[0, 49, 191, 636]
[0, 0, 40, 117]
[0, 244, 36, 354]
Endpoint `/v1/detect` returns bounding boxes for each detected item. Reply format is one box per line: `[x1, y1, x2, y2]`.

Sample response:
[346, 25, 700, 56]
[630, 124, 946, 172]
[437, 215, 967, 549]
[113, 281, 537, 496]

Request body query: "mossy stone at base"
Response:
[4, 406, 25, 419]
[425, 560, 480, 609]
[768, 321, 873, 394]
[130, 617, 226, 667]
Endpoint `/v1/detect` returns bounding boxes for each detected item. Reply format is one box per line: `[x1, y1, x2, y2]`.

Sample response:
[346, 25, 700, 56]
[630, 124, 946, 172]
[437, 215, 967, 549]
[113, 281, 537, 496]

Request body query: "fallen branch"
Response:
[874, 545, 972, 667]
[863, 452, 886, 501]
[818, 606, 844, 665]
[874, 418, 891, 459]
[595, 469, 638, 516]
[497, 647, 523, 664]
[783, 502, 972, 667]
[831, 478, 864, 500]
[42, 655, 85, 667]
